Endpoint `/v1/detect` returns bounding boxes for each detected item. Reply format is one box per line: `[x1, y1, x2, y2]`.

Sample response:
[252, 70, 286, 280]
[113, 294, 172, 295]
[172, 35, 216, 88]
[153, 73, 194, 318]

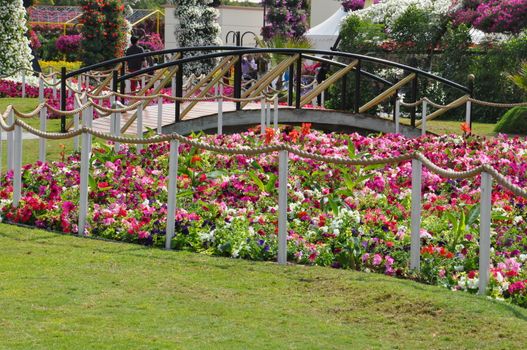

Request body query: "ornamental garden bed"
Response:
[1, 126, 527, 307]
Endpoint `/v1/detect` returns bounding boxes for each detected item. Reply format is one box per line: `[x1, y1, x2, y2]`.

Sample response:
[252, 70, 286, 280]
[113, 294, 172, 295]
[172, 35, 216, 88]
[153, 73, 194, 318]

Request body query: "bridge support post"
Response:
[467, 74, 475, 129]
[136, 106, 143, 154]
[394, 97, 400, 134]
[277, 149, 288, 265]
[217, 97, 223, 135]
[273, 95, 279, 129]
[410, 75, 418, 127]
[478, 172, 492, 295]
[354, 61, 361, 113]
[234, 55, 242, 111]
[165, 140, 180, 250]
[288, 63, 294, 106]
[421, 100, 427, 136]
[410, 159, 422, 271]
[120, 64, 126, 102]
[260, 97, 266, 134]
[295, 55, 302, 109]
[175, 64, 183, 122]
[341, 74, 347, 110]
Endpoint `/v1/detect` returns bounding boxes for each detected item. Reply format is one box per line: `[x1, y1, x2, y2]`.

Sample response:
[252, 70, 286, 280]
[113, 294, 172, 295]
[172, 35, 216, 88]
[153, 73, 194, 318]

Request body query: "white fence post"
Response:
[421, 100, 427, 136]
[410, 159, 422, 270]
[7, 109, 14, 172]
[266, 101, 271, 128]
[465, 100, 472, 126]
[217, 97, 223, 135]
[273, 95, 279, 130]
[52, 75, 57, 99]
[165, 139, 180, 250]
[321, 90, 325, 107]
[156, 81, 163, 134]
[12, 124, 22, 207]
[39, 77, 47, 162]
[277, 149, 288, 265]
[125, 80, 131, 94]
[312, 81, 318, 107]
[109, 95, 116, 135]
[479, 172, 492, 295]
[73, 99, 80, 152]
[113, 112, 121, 153]
[395, 98, 400, 134]
[171, 76, 176, 98]
[39, 107, 47, 162]
[141, 76, 146, 91]
[260, 98, 266, 134]
[136, 105, 143, 154]
[78, 130, 91, 236]
[21, 70, 26, 98]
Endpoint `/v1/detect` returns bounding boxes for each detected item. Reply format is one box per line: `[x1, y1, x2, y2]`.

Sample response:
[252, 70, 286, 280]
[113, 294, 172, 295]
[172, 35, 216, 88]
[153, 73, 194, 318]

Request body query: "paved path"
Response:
[91, 101, 266, 134]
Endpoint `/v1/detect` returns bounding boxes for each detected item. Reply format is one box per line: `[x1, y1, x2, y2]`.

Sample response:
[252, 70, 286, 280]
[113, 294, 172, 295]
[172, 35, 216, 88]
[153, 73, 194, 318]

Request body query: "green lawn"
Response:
[1, 224, 527, 349]
[399, 116, 496, 136]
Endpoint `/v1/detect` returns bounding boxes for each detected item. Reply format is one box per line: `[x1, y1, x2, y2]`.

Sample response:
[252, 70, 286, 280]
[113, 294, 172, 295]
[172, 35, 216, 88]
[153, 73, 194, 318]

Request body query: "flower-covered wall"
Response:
[0, 0, 33, 75]
[172, 0, 221, 75]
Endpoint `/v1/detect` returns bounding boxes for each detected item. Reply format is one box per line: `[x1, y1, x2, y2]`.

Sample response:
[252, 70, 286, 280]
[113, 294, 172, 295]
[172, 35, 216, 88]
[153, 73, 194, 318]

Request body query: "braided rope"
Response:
[12, 103, 47, 118]
[399, 99, 423, 108]
[468, 98, 527, 108]
[416, 153, 484, 179]
[45, 101, 92, 116]
[2, 110, 527, 198]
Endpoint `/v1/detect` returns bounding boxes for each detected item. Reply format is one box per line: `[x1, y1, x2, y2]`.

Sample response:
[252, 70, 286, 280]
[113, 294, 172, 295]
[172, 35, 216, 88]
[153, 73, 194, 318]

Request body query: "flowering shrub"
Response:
[0, 0, 33, 75]
[261, 0, 308, 40]
[138, 33, 164, 52]
[39, 60, 82, 73]
[451, 0, 527, 34]
[2, 128, 527, 307]
[29, 30, 41, 50]
[55, 35, 82, 54]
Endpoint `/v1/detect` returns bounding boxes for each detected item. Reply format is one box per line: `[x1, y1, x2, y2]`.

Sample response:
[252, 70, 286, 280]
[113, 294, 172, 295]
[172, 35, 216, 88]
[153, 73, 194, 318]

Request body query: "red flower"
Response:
[289, 129, 300, 143]
[460, 122, 471, 134]
[301, 123, 312, 136]
[264, 128, 275, 144]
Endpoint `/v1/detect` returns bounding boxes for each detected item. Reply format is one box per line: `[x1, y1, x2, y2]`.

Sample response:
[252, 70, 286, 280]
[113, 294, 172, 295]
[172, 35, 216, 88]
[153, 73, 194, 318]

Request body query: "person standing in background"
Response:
[125, 36, 145, 91]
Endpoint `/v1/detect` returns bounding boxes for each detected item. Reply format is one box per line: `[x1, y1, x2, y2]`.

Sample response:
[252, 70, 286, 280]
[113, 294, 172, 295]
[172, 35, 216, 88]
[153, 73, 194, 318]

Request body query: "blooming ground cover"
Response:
[2, 126, 527, 307]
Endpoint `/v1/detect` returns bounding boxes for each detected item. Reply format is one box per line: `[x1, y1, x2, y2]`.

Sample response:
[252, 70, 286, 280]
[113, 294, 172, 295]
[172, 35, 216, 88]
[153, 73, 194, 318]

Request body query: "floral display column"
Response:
[261, 0, 308, 40]
[0, 0, 33, 75]
[79, 0, 128, 67]
[172, 0, 221, 75]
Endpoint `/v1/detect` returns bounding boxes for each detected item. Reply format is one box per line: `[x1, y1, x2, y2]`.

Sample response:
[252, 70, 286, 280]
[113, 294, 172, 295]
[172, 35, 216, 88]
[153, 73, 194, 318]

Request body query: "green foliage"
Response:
[509, 61, 527, 92]
[339, 15, 385, 54]
[494, 107, 527, 135]
[391, 5, 440, 51]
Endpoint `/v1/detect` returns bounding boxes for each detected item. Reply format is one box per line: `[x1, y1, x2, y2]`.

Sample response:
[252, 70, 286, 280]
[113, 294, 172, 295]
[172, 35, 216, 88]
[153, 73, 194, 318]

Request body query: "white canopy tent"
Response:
[305, 7, 347, 51]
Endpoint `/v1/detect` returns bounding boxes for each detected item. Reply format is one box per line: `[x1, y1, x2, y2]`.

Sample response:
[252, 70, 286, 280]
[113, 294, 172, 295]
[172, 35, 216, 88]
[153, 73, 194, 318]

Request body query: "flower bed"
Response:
[2, 127, 527, 306]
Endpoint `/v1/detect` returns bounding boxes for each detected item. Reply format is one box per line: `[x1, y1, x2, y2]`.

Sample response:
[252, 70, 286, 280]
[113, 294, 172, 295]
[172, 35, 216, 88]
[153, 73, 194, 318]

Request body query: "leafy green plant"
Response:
[494, 107, 527, 135]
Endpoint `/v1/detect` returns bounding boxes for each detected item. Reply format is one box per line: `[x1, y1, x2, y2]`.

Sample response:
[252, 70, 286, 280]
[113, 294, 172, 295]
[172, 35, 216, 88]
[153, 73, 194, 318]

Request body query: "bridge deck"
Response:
[91, 101, 266, 134]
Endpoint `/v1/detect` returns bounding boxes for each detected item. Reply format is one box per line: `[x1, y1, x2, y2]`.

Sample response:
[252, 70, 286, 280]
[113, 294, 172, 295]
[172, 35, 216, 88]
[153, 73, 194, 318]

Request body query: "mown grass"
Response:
[1, 224, 527, 349]
[0, 98, 74, 166]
